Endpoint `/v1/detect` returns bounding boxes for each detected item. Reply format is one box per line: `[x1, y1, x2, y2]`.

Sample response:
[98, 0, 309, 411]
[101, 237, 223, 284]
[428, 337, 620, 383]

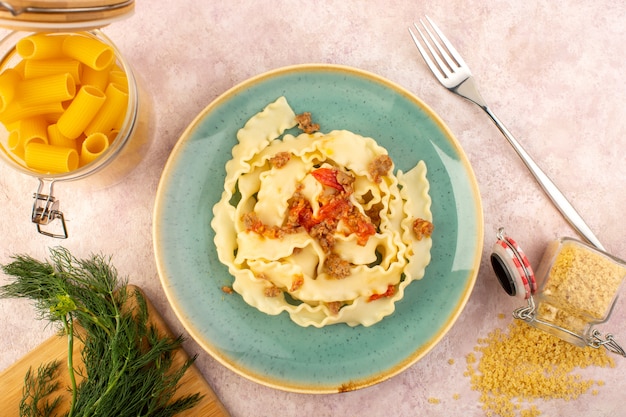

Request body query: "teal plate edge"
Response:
[153, 64, 484, 394]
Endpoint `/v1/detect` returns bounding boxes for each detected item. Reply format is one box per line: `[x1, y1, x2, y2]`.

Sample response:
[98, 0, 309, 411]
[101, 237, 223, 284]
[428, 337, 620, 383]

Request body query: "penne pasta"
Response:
[80, 132, 109, 166]
[25, 142, 79, 173]
[16, 34, 66, 60]
[62, 35, 115, 71]
[47, 123, 77, 150]
[84, 83, 128, 136]
[57, 85, 106, 138]
[0, 68, 21, 112]
[17, 72, 76, 107]
[23, 58, 83, 84]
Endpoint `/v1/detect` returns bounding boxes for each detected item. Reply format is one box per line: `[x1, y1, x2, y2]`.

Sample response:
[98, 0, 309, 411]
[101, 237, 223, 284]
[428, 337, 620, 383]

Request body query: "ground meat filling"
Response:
[242, 153, 398, 300]
[241, 212, 285, 239]
[295, 112, 320, 134]
[368, 154, 392, 183]
[335, 169, 355, 194]
[269, 151, 291, 168]
[323, 253, 351, 279]
[413, 218, 434, 240]
[309, 221, 336, 254]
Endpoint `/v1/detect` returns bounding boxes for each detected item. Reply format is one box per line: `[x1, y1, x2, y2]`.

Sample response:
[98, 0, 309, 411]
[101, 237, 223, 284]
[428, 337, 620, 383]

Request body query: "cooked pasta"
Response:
[84, 83, 128, 136]
[57, 85, 106, 139]
[62, 35, 115, 71]
[17, 72, 76, 107]
[80, 132, 109, 166]
[24, 142, 78, 173]
[212, 97, 434, 327]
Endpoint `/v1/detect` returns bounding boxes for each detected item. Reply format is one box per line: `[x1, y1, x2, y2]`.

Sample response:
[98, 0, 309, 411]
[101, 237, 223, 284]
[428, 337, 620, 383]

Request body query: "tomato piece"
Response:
[298, 207, 317, 230]
[368, 284, 395, 302]
[354, 219, 376, 245]
[317, 198, 350, 221]
[312, 168, 344, 191]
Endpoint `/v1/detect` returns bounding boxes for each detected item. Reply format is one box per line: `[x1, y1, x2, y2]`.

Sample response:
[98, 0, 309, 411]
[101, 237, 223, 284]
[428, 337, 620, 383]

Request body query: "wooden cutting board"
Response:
[0, 285, 230, 417]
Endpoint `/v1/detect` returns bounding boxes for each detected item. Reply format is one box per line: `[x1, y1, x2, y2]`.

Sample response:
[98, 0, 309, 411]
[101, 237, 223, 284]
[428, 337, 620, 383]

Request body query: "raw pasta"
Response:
[16, 34, 65, 60]
[57, 85, 106, 138]
[17, 72, 76, 107]
[84, 83, 128, 136]
[24, 58, 83, 84]
[24, 142, 78, 173]
[0, 68, 20, 112]
[61, 35, 115, 71]
[0, 33, 130, 173]
[80, 133, 109, 166]
[212, 97, 433, 327]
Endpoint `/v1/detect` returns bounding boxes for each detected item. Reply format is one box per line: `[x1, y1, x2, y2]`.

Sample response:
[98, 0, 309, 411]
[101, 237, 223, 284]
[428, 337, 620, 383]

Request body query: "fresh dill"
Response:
[0, 247, 202, 417]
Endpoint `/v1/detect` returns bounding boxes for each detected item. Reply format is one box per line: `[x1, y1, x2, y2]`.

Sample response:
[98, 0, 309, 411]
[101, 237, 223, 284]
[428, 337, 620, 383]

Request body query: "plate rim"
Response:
[153, 63, 484, 393]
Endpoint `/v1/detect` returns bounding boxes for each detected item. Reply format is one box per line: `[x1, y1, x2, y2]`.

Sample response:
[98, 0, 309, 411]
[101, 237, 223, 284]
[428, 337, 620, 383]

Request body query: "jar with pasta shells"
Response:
[0, 0, 151, 238]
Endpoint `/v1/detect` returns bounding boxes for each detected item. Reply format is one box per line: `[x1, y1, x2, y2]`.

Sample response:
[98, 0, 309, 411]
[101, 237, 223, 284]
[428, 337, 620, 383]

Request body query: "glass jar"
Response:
[0, 1, 151, 238]
[491, 228, 626, 357]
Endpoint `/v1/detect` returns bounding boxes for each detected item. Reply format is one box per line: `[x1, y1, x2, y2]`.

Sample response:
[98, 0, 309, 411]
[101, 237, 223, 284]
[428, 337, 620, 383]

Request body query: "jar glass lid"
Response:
[0, 0, 134, 31]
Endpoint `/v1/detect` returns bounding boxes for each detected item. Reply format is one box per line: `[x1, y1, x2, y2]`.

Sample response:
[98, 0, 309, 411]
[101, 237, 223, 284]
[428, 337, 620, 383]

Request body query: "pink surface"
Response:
[1, 1, 626, 416]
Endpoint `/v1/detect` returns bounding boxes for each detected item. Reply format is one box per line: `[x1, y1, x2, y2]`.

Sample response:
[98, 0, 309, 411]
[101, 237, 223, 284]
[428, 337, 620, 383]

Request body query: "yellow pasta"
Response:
[62, 35, 115, 71]
[79, 132, 109, 166]
[47, 124, 76, 150]
[24, 142, 78, 173]
[108, 70, 128, 91]
[0, 101, 65, 125]
[17, 72, 76, 107]
[106, 129, 119, 143]
[16, 34, 66, 60]
[24, 58, 83, 84]
[84, 83, 128, 136]
[212, 97, 434, 327]
[1, 33, 130, 173]
[56, 85, 106, 139]
[0, 68, 21, 112]
[81, 66, 111, 92]
[7, 117, 49, 158]
[12, 59, 26, 78]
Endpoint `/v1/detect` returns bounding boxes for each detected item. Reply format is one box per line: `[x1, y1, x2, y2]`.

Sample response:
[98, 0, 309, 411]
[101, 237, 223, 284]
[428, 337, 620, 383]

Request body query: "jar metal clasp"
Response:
[491, 227, 626, 357]
[31, 179, 68, 239]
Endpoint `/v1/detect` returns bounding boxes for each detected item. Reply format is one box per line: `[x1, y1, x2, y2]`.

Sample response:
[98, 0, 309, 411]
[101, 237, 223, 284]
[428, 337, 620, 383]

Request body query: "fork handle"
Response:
[481, 105, 605, 251]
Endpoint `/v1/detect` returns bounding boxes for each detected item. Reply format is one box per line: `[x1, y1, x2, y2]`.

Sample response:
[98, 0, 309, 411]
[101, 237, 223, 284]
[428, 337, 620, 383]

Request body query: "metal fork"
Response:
[409, 16, 604, 251]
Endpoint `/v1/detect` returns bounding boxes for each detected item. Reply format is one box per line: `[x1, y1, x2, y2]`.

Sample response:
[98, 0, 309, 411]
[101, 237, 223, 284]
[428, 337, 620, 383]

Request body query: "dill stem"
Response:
[82, 348, 131, 416]
[63, 316, 78, 417]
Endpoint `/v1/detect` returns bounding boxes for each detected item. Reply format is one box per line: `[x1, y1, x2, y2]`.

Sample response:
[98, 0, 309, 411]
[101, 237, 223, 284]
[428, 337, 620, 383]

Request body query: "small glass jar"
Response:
[491, 228, 626, 357]
[0, 1, 151, 238]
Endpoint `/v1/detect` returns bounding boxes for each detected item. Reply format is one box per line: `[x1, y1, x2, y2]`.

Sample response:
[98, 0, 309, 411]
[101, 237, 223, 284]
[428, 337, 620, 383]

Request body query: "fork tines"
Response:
[408, 16, 468, 83]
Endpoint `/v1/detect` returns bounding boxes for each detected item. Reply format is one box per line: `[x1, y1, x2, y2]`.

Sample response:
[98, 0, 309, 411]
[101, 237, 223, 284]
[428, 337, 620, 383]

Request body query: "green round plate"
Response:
[153, 64, 483, 393]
